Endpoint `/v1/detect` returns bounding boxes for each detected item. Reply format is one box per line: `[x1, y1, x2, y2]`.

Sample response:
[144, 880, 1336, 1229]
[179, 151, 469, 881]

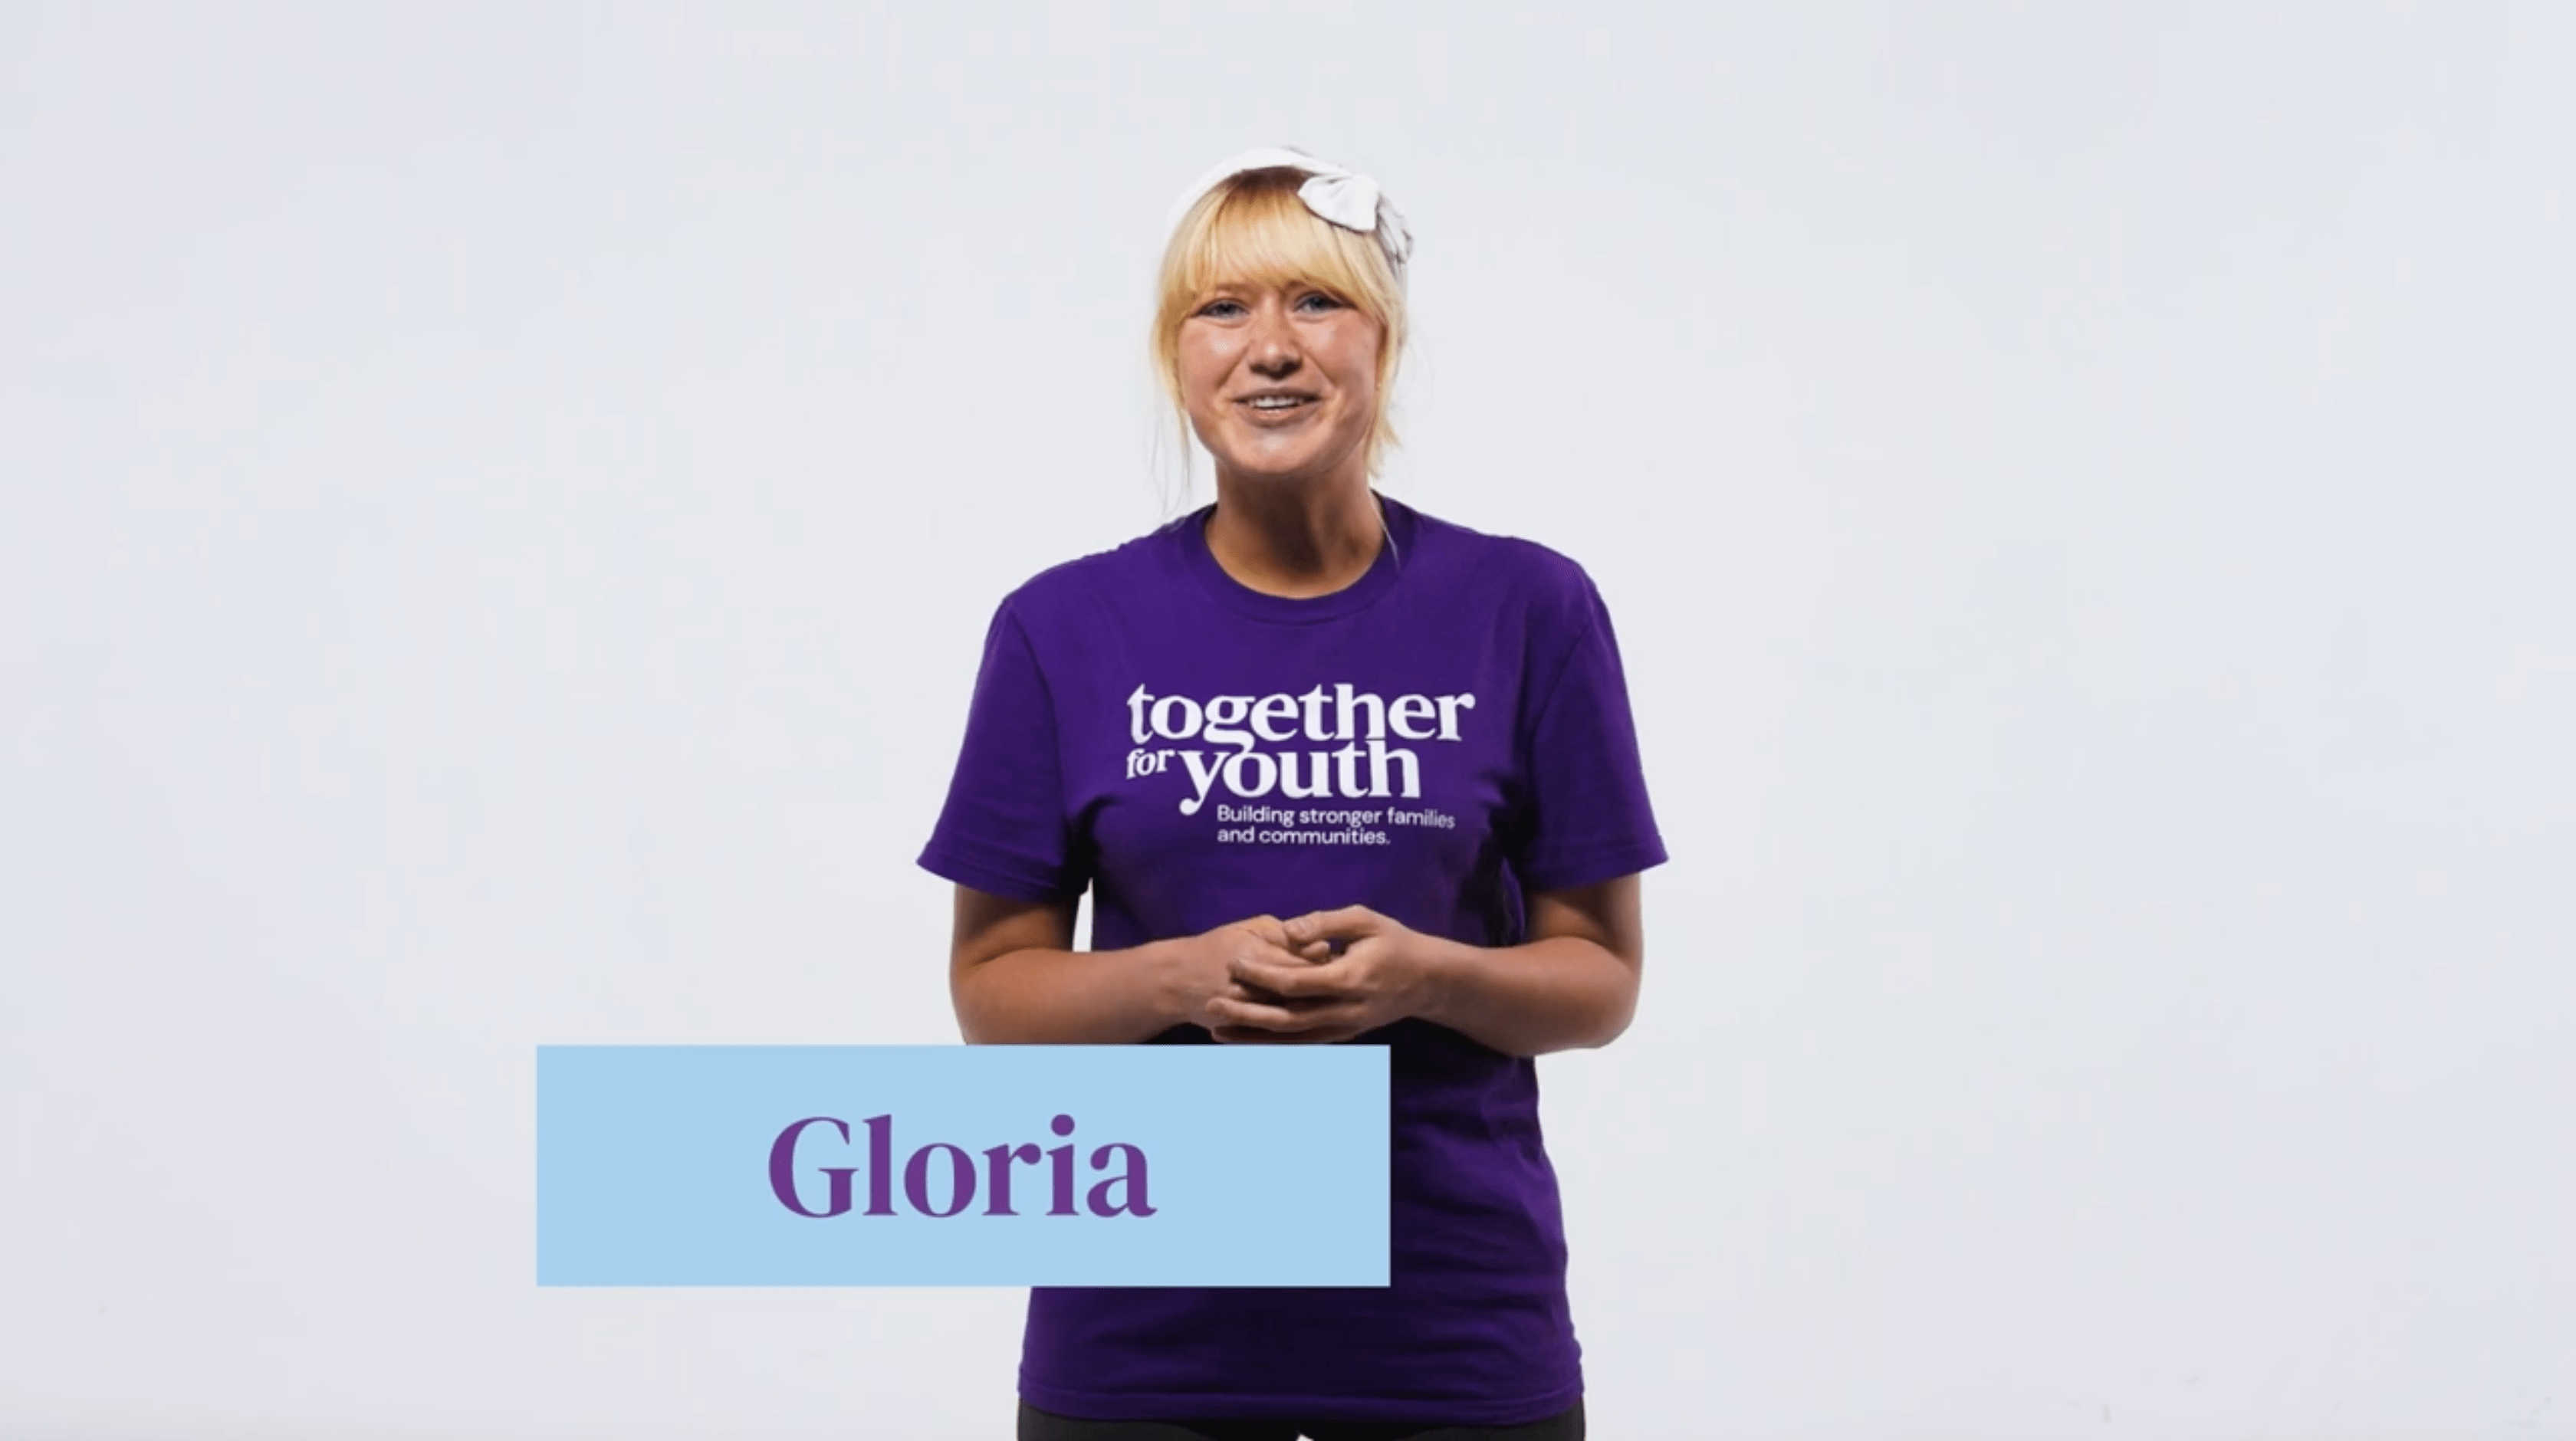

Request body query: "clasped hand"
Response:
[1199, 906, 1434, 1045]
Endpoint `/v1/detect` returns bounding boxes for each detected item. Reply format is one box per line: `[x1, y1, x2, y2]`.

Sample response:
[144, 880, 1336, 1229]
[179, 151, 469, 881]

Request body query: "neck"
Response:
[1202, 469, 1384, 600]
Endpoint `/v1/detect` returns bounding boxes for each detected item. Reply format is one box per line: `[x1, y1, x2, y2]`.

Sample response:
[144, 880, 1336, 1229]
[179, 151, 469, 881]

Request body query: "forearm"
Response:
[1412, 934, 1639, 1058]
[952, 940, 1193, 1045]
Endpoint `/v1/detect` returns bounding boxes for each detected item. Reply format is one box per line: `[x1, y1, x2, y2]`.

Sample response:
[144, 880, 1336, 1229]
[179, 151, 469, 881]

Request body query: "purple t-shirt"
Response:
[917, 492, 1667, 1426]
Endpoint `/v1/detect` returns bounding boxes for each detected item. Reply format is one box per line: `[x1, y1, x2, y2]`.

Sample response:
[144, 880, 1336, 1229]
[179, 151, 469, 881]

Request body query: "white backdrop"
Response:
[3, 4, 2570, 1439]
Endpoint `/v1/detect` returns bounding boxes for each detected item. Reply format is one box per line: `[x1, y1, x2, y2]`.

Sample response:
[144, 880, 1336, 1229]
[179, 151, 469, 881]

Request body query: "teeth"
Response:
[1248, 397, 1304, 409]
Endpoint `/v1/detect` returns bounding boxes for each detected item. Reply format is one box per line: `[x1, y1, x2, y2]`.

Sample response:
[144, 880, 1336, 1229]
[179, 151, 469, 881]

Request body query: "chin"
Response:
[1215, 447, 1319, 478]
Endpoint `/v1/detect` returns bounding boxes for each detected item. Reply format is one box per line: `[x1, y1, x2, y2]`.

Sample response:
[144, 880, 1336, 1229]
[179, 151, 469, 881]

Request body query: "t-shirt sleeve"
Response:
[1511, 571, 1670, 892]
[915, 598, 1087, 904]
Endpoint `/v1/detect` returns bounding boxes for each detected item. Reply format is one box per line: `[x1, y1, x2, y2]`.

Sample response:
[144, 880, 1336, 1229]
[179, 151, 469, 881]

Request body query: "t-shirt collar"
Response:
[1180, 491, 1414, 625]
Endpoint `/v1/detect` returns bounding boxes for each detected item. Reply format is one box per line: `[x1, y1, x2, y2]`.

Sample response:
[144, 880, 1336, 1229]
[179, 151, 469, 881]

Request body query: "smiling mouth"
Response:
[1237, 396, 1317, 420]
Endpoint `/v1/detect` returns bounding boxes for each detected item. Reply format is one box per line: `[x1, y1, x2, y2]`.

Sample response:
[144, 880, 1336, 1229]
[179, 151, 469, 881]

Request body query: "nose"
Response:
[1247, 296, 1302, 379]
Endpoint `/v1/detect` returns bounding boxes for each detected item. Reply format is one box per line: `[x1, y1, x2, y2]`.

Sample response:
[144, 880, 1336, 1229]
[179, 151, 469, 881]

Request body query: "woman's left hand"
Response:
[1205, 904, 1439, 1044]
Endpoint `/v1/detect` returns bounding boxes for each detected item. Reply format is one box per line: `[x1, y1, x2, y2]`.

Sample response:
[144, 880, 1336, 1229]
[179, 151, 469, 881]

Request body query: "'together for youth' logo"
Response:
[1123, 683, 1477, 814]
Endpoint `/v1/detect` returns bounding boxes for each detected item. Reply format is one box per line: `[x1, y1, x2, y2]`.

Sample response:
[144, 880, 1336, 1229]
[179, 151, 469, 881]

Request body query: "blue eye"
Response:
[1195, 291, 1341, 319]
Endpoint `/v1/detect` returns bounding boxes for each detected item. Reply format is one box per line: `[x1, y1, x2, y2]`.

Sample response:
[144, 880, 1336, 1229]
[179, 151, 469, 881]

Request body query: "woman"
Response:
[918, 147, 1666, 1441]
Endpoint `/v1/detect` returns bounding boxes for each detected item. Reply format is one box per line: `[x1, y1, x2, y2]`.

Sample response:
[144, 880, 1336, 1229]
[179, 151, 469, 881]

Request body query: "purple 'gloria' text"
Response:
[769, 1113, 1154, 1219]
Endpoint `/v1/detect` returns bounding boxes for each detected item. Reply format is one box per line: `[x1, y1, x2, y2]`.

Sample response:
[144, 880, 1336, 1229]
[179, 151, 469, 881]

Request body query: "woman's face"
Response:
[1176, 276, 1383, 487]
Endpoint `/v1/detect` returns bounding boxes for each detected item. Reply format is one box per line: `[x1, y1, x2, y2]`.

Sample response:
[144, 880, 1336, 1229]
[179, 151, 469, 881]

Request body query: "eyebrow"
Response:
[1197, 278, 1343, 303]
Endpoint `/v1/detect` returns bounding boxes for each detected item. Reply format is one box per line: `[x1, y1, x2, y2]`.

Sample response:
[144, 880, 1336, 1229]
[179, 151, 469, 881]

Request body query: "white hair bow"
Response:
[1162, 146, 1414, 294]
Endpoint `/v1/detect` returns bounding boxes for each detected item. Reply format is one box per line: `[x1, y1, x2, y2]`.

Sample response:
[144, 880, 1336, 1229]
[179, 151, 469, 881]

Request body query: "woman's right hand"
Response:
[950, 887, 1339, 1045]
[1170, 915, 1332, 1032]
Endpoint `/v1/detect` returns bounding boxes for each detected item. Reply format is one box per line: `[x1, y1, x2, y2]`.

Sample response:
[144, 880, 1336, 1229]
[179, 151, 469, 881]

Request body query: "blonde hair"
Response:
[1148, 168, 1409, 494]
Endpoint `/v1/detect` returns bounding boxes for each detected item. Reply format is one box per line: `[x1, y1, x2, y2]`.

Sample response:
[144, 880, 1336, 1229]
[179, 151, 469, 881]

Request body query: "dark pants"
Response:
[1017, 1397, 1585, 1441]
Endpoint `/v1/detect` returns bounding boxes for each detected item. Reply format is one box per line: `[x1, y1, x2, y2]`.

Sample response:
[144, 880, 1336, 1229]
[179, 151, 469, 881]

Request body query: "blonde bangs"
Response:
[1148, 168, 1409, 482]
[1159, 176, 1392, 323]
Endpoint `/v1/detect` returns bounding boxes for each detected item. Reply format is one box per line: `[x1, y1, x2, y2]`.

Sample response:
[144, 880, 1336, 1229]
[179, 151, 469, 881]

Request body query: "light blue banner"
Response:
[536, 1045, 1389, 1286]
